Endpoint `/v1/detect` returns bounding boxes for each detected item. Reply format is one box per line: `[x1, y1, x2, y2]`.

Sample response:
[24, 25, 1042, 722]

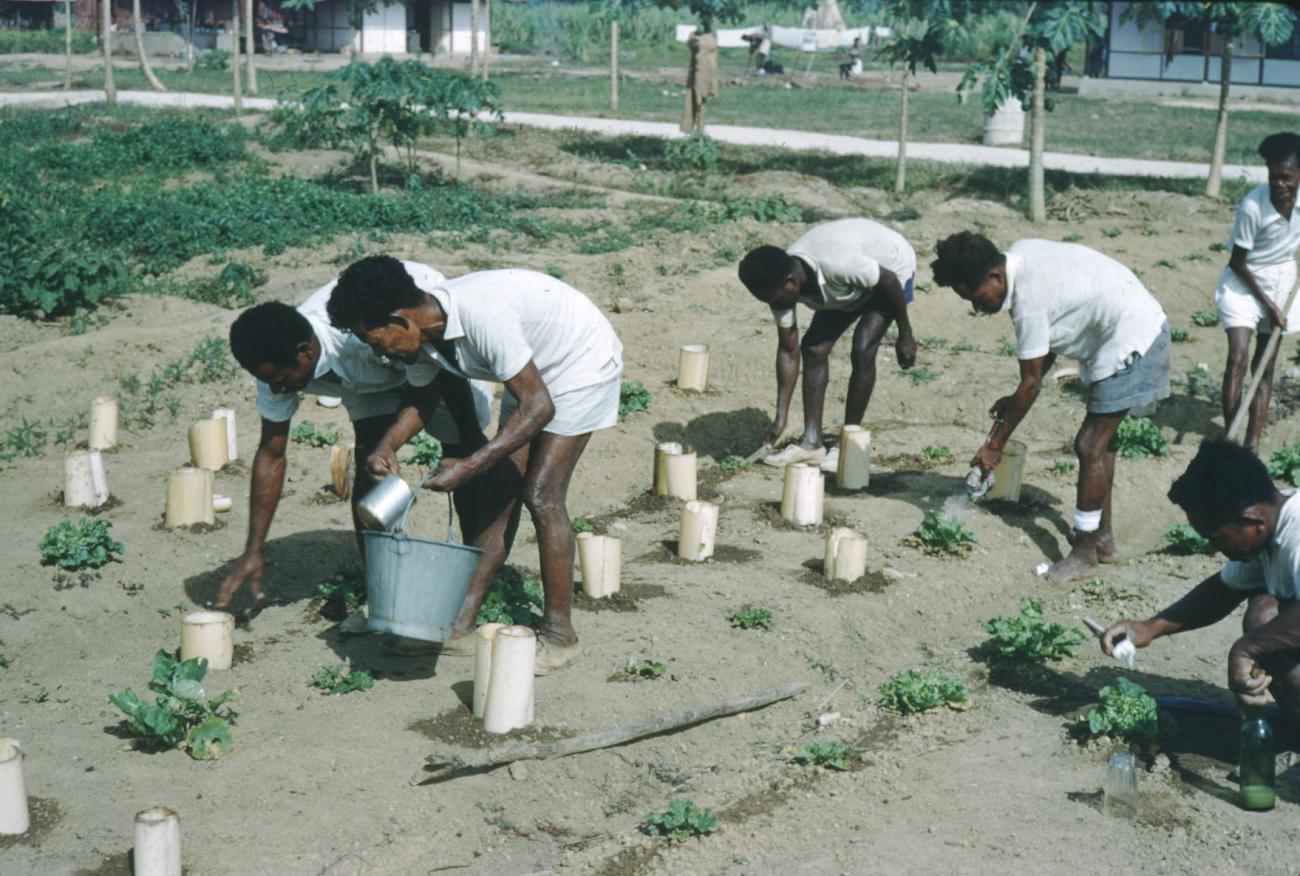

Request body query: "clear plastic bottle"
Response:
[1239, 716, 1276, 811]
[1103, 753, 1139, 817]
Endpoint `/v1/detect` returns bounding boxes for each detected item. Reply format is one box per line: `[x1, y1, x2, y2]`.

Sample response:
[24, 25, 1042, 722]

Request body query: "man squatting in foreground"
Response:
[738, 217, 918, 473]
[327, 258, 624, 675]
[932, 232, 1171, 583]
[217, 260, 494, 612]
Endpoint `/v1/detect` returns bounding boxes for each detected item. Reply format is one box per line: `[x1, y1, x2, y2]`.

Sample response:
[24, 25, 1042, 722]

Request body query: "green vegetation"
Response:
[663, 132, 720, 173]
[1185, 251, 1211, 263]
[997, 339, 1018, 357]
[618, 380, 652, 417]
[402, 432, 443, 468]
[1267, 442, 1300, 485]
[640, 800, 719, 843]
[1191, 310, 1220, 327]
[1114, 416, 1168, 459]
[108, 650, 239, 760]
[624, 657, 667, 679]
[1101, 227, 1122, 238]
[477, 566, 543, 628]
[309, 665, 375, 695]
[1170, 327, 1190, 342]
[921, 445, 952, 463]
[1155, 258, 1176, 269]
[912, 511, 977, 556]
[729, 607, 774, 631]
[1162, 523, 1213, 555]
[1061, 233, 1082, 242]
[1181, 363, 1216, 400]
[318, 573, 366, 618]
[290, 421, 342, 448]
[1052, 459, 1077, 475]
[790, 740, 857, 771]
[571, 517, 594, 534]
[878, 669, 970, 714]
[719, 455, 752, 473]
[982, 598, 1086, 663]
[0, 27, 97, 53]
[39, 518, 123, 571]
[1084, 676, 1173, 748]
[901, 366, 937, 384]
[191, 261, 266, 309]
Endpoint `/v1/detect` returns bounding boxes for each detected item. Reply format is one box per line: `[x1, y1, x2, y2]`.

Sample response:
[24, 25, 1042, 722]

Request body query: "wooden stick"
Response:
[1226, 275, 1300, 442]
[419, 682, 806, 775]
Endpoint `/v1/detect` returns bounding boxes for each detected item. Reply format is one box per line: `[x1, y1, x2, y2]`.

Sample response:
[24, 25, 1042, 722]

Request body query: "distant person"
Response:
[743, 28, 773, 74]
[1215, 132, 1300, 453]
[839, 47, 861, 80]
[1101, 440, 1300, 743]
[932, 233, 1170, 583]
[738, 218, 918, 473]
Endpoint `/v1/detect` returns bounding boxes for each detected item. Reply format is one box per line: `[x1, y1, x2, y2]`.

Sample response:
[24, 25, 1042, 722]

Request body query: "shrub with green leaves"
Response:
[878, 669, 970, 714]
[625, 657, 667, 679]
[1162, 522, 1213, 555]
[640, 800, 719, 843]
[1191, 310, 1220, 327]
[921, 445, 952, 463]
[477, 566, 543, 627]
[1085, 677, 1173, 747]
[663, 132, 720, 173]
[39, 518, 123, 570]
[402, 432, 443, 468]
[719, 455, 751, 473]
[1170, 327, 1190, 343]
[729, 607, 773, 630]
[290, 421, 342, 448]
[190, 261, 265, 309]
[791, 741, 857, 771]
[108, 650, 239, 760]
[912, 511, 977, 556]
[982, 598, 1085, 663]
[618, 380, 652, 417]
[1181, 363, 1215, 400]
[1268, 442, 1300, 486]
[1114, 416, 1168, 459]
[310, 665, 375, 695]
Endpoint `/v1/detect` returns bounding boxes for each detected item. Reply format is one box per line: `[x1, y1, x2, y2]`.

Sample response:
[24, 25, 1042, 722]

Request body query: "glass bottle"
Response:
[1103, 753, 1139, 817]
[1239, 716, 1276, 811]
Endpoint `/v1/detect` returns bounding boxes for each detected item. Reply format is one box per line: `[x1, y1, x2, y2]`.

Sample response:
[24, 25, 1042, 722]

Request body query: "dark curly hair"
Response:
[738, 245, 792, 301]
[1259, 132, 1300, 166]
[326, 255, 424, 331]
[1168, 439, 1280, 532]
[229, 302, 313, 371]
[931, 231, 1005, 291]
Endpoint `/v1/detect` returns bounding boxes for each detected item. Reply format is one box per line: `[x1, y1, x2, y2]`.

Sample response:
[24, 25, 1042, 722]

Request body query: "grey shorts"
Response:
[1086, 322, 1172, 414]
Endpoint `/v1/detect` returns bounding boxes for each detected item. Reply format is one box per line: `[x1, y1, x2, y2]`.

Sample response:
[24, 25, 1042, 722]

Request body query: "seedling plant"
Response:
[921, 445, 952, 463]
[624, 657, 667, 679]
[640, 800, 719, 843]
[1163, 522, 1213, 555]
[290, 420, 342, 448]
[571, 517, 594, 534]
[477, 566, 543, 628]
[1191, 310, 1220, 327]
[1170, 327, 1189, 342]
[911, 510, 977, 556]
[878, 669, 970, 714]
[109, 650, 239, 760]
[982, 598, 1085, 663]
[719, 455, 751, 473]
[729, 607, 773, 631]
[402, 432, 443, 469]
[1114, 416, 1168, 459]
[618, 380, 652, 417]
[39, 518, 123, 570]
[318, 573, 365, 618]
[310, 665, 375, 695]
[1267, 442, 1300, 485]
[1051, 459, 1076, 475]
[790, 741, 857, 771]
[1084, 677, 1173, 749]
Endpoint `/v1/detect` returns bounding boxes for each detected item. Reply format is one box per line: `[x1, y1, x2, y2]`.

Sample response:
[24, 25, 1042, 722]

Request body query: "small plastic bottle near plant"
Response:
[1102, 752, 1139, 818]
[1239, 715, 1276, 811]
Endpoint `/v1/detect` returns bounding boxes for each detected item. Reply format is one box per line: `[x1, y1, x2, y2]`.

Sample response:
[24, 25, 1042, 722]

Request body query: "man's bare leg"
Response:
[448, 445, 527, 639]
[1047, 409, 1126, 583]
[844, 307, 891, 426]
[1245, 594, 1300, 744]
[795, 309, 857, 450]
[521, 431, 592, 648]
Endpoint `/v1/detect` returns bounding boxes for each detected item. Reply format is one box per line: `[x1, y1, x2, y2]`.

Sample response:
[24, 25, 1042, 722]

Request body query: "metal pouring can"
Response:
[356, 473, 414, 531]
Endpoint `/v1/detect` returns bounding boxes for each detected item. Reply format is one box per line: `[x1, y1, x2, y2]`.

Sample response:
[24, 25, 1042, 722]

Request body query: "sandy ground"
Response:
[3, 119, 1300, 875]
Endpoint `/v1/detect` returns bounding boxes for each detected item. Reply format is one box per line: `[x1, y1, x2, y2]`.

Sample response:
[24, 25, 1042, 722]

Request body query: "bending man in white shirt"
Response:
[327, 258, 624, 675]
[738, 218, 918, 472]
[932, 233, 1171, 583]
[1102, 440, 1300, 739]
[216, 261, 493, 611]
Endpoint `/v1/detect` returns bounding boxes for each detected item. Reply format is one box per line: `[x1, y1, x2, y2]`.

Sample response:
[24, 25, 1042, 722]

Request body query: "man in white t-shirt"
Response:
[1102, 440, 1300, 738]
[932, 232, 1171, 582]
[1214, 132, 1300, 453]
[738, 218, 919, 472]
[326, 259, 624, 675]
[215, 261, 493, 612]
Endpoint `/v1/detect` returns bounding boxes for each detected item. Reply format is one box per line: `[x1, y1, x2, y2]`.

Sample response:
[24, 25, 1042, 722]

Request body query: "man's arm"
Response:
[768, 323, 800, 445]
[365, 380, 446, 478]
[874, 267, 916, 368]
[215, 418, 290, 608]
[971, 353, 1055, 473]
[1228, 245, 1285, 329]
[1100, 572, 1252, 654]
[1229, 598, 1300, 706]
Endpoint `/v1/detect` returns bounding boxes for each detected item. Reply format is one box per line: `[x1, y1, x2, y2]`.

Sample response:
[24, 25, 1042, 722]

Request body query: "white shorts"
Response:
[1214, 260, 1300, 335]
[499, 377, 621, 437]
[343, 379, 494, 445]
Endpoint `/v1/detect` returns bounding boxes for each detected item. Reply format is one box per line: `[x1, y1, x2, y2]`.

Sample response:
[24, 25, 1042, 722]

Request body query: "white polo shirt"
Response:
[255, 262, 489, 429]
[1229, 185, 1300, 269]
[772, 218, 916, 329]
[1003, 239, 1167, 384]
[406, 269, 623, 396]
[1222, 491, 1300, 600]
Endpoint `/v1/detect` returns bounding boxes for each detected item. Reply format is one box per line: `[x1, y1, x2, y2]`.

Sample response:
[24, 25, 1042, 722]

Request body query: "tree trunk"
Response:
[610, 19, 619, 112]
[482, 0, 491, 81]
[894, 68, 909, 194]
[1028, 45, 1046, 222]
[64, 0, 72, 91]
[469, 0, 479, 76]
[369, 152, 379, 194]
[231, 0, 243, 112]
[1206, 35, 1233, 198]
[244, 0, 257, 94]
[132, 0, 166, 91]
[101, 0, 115, 105]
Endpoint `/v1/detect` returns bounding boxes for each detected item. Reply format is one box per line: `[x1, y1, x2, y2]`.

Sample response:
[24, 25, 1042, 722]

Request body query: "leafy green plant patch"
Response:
[40, 518, 123, 570]
[109, 650, 239, 760]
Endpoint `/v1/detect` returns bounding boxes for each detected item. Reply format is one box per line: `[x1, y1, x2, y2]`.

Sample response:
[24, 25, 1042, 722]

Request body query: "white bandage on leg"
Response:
[1074, 508, 1102, 532]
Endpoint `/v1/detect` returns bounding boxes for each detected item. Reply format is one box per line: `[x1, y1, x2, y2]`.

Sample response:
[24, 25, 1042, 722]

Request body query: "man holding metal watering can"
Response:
[327, 258, 624, 675]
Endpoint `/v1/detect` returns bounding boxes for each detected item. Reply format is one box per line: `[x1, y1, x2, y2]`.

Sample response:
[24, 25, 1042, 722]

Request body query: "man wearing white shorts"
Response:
[933, 233, 1171, 583]
[1215, 132, 1300, 452]
[216, 260, 494, 612]
[327, 261, 624, 674]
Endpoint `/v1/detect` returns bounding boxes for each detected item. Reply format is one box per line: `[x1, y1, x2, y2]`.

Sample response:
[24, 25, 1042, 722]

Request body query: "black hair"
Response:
[228, 302, 313, 371]
[738, 245, 791, 301]
[930, 231, 1005, 291]
[1168, 439, 1280, 531]
[1259, 132, 1300, 166]
[326, 255, 423, 331]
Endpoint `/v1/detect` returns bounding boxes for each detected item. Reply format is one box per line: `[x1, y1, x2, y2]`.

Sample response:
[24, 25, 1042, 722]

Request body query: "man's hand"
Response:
[895, 332, 917, 369]
[988, 395, 1015, 421]
[1228, 643, 1274, 710]
[1269, 304, 1288, 332]
[1100, 619, 1155, 656]
[970, 443, 1002, 475]
[214, 550, 265, 610]
[423, 457, 472, 493]
[366, 445, 400, 479]
[764, 418, 786, 447]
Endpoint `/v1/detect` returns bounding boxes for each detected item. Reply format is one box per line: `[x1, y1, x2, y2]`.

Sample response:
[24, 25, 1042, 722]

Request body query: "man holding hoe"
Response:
[326, 258, 623, 674]
[737, 218, 919, 472]
[216, 260, 493, 616]
[931, 232, 1170, 582]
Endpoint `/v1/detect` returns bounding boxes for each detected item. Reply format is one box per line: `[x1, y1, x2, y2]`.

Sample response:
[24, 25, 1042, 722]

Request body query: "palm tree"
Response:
[132, 0, 167, 91]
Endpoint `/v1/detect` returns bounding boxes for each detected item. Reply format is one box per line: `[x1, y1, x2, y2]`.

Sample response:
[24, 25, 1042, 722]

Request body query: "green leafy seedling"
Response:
[310, 665, 375, 695]
[290, 420, 341, 448]
[1209, 242, 1228, 253]
[476, 566, 543, 628]
[640, 800, 719, 843]
[1191, 310, 1220, 327]
[1084, 676, 1174, 748]
[318, 574, 365, 618]
[1052, 459, 1076, 475]
[1101, 227, 1121, 238]
[619, 380, 652, 417]
[1155, 259, 1176, 269]
[901, 367, 936, 384]
[39, 518, 123, 570]
[402, 432, 443, 468]
[912, 510, 977, 556]
[1061, 233, 1082, 243]
[1114, 416, 1168, 460]
[997, 339, 1017, 357]
[982, 597, 1086, 663]
[1268, 442, 1300, 486]
[572, 517, 594, 534]
[790, 740, 857, 771]
[108, 650, 239, 760]
[729, 607, 773, 631]
[1170, 327, 1189, 342]
[921, 445, 952, 463]
[1181, 364, 1215, 400]
[625, 657, 667, 679]
[1162, 522, 1213, 555]
[878, 669, 970, 715]
[1185, 251, 1211, 263]
[719, 455, 752, 473]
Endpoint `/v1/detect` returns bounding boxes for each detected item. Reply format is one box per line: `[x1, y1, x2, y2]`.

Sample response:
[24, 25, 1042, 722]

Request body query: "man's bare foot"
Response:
[1046, 530, 1101, 582]
[1096, 530, 1119, 564]
[539, 622, 578, 648]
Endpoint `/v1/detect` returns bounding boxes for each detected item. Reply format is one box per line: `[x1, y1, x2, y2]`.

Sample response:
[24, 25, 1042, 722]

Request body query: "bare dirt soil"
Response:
[3, 120, 1300, 875]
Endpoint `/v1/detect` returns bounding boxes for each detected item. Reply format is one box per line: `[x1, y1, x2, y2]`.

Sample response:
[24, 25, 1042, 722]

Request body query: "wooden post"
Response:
[610, 18, 619, 112]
